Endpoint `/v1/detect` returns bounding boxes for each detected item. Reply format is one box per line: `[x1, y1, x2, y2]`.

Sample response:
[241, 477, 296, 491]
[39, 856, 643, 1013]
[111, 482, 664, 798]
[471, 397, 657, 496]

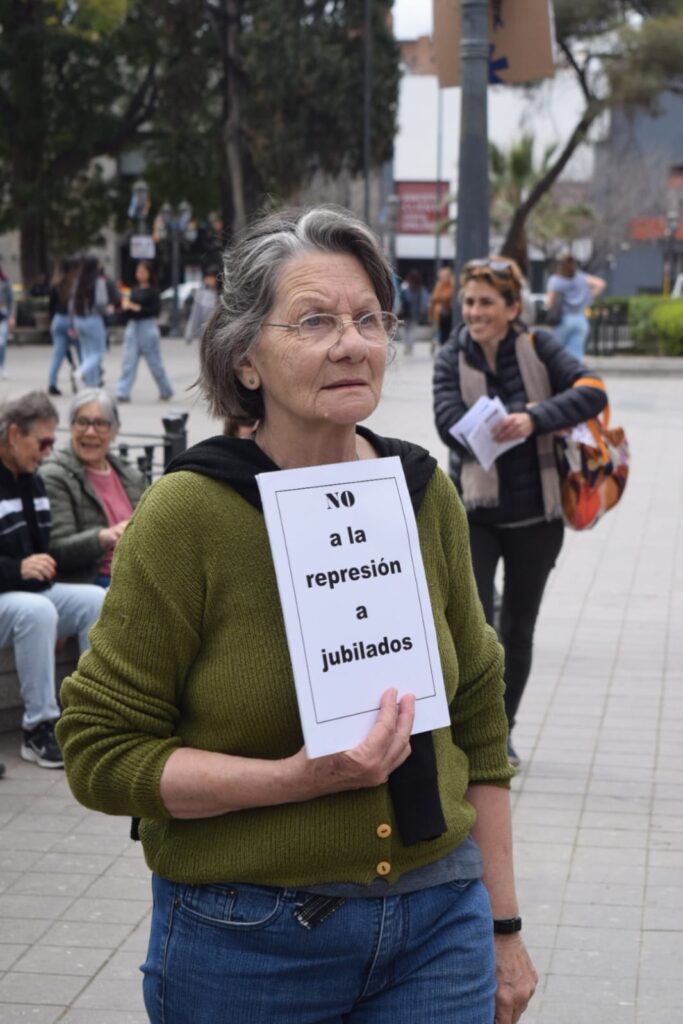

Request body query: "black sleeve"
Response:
[0, 555, 25, 592]
[432, 340, 472, 456]
[528, 330, 608, 434]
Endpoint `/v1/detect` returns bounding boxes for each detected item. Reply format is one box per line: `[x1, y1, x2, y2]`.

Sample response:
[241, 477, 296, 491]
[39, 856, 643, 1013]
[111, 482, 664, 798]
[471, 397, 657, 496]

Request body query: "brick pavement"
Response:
[1, 338, 682, 1023]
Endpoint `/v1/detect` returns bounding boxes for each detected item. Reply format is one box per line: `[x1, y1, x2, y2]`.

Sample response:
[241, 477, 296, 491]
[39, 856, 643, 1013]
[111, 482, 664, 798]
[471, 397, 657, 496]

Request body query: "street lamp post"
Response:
[131, 180, 150, 236]
[159, 202, 195, 335]
[664, 208, 678, 295]
[454, 0, 490, 282]
[386, 193, 400, 272]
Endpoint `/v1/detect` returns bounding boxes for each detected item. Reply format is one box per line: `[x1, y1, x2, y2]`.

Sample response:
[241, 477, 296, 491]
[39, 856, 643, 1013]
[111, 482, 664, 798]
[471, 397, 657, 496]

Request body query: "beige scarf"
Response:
[458, 332, 562, 519]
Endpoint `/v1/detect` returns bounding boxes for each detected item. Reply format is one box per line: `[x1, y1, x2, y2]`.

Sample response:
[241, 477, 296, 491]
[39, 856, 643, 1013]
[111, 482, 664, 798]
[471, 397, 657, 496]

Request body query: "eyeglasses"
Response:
[38, 437, 56, 453]
[263, 311, 400, 347]
[73, 416, 113, 434]
[463, 258, 514, 276]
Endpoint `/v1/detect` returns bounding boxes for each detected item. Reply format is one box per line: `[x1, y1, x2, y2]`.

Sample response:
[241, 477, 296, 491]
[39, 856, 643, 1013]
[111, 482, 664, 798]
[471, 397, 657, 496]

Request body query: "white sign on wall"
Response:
[257, 457, 450, 758]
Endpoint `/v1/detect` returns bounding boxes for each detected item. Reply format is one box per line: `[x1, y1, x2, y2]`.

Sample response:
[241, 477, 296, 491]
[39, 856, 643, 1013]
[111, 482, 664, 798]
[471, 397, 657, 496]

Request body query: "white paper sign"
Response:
[257, 457, 450, 758]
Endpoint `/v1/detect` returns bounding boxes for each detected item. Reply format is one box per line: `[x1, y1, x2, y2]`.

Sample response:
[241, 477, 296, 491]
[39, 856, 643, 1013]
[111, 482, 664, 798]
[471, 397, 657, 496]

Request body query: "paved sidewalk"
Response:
[1, 340, 682, 1023]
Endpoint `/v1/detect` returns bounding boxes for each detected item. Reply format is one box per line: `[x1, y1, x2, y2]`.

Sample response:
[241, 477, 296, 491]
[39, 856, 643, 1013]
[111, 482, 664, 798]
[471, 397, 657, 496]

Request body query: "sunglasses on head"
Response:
[464, 258, 514, 276]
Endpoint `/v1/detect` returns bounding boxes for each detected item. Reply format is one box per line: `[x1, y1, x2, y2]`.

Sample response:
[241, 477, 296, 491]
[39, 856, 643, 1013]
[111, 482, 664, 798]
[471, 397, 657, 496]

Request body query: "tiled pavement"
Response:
[1, 338, 682, 1022]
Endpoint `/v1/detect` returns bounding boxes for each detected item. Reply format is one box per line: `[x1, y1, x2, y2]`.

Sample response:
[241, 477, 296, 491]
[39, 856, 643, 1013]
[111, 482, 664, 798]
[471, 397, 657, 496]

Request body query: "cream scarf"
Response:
[457, 332, 562, 519]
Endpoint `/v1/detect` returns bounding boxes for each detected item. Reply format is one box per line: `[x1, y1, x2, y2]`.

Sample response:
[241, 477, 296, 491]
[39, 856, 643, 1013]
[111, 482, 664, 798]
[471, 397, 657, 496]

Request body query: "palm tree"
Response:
[488, 134, 557, 272]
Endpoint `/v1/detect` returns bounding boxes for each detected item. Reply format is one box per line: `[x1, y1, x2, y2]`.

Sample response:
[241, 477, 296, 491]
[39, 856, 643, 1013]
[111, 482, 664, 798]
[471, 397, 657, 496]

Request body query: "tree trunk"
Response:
[209, 0, 246, 239]
[501, 106, 600, 272]
[19, 218, 49, 290]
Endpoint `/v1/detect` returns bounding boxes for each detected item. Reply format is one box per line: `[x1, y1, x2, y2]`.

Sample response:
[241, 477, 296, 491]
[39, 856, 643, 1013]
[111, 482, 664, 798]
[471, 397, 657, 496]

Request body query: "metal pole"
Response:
[170, 223, 180, 335]
[434, 84, 444, 282]
[363, 0, 373, 223]
[454, 0, 490, 285]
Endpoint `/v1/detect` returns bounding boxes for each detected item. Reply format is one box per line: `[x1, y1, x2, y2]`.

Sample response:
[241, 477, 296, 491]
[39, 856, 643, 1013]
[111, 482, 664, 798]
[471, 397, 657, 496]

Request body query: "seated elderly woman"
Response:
[57, 207, 537, 1024]
[40, 389, 147, 587]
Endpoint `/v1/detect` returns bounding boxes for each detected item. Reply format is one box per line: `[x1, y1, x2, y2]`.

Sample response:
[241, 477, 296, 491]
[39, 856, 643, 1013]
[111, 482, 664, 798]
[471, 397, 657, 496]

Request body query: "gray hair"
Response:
[198, 205, 395, 419]
[68, 389, 120, 429]
[0, 391, 59, 440]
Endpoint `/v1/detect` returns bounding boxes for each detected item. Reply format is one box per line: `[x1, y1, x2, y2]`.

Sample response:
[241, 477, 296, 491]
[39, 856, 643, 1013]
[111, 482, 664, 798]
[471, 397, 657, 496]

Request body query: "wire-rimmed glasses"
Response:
[263, 311, 400, 347]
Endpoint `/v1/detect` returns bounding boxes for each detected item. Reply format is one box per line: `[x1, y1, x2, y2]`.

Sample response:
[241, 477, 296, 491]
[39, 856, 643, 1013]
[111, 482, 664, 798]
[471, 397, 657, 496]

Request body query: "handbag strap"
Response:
[572, 375, 610, 459]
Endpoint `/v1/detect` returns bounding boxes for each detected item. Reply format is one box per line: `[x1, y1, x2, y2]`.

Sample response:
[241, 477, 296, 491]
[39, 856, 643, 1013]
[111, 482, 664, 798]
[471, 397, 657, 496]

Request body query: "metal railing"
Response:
[586, 304, 631, 356]
[56, 411, 189, 484]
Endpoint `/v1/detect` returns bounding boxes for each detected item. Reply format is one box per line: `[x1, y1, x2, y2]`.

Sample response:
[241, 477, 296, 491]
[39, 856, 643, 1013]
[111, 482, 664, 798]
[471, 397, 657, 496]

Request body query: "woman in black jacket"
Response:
[433, 257, 607, 766]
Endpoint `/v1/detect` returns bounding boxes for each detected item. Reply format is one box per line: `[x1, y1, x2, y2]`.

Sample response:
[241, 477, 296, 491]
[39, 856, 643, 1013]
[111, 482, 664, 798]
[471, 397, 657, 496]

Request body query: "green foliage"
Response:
[652, 298, 683, 354]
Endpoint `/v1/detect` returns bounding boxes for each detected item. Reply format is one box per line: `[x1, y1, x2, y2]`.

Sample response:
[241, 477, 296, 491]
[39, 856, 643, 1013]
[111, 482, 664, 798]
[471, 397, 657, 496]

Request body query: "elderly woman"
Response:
[40, 389, 147, 587]
[433, 257, 607, 767]
[57, 208, 536, 1024]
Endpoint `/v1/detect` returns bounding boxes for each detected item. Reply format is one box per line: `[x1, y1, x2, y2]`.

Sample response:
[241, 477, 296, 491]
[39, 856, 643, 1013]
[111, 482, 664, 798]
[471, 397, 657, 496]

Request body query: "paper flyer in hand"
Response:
[257, 457, 450, 758]
[449, 395, 525, 471]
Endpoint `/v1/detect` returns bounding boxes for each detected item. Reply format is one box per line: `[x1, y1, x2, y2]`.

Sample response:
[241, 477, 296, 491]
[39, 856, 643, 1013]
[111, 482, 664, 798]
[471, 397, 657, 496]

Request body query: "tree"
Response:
[499, 0, 683, 268]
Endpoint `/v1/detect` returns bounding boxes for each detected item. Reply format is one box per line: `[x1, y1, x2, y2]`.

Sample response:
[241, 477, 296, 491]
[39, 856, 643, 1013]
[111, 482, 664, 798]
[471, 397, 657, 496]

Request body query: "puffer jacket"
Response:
[39, 445, 148, 583]
[432, 325, 607, 525]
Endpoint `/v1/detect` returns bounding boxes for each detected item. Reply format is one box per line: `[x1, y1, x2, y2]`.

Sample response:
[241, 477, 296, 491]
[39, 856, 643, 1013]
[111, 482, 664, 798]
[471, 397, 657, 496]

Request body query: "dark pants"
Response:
[469, 519, 564, 730]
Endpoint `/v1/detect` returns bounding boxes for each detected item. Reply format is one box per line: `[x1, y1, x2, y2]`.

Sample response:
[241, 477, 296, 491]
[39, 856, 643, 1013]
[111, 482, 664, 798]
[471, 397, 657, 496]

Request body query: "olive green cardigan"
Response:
[40, 445, 147, 583]
[57, 466, 513, 888]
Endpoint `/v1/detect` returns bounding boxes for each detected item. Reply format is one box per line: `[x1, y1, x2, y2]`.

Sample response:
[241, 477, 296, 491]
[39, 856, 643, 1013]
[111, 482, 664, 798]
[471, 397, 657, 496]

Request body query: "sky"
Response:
[392, 0, 432, 40]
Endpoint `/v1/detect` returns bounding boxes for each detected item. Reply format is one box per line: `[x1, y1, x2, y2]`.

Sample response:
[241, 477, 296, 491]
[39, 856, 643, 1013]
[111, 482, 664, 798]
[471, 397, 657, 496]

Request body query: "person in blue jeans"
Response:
[116, 261, 173, 402]
[0, 390, 104, 769]
[72, 257, 113, 389]
[545, 252, 606, 361]
[0, 264, 15, 380]
[47, 257, 81, 396]
[58, 207, 537, 1023]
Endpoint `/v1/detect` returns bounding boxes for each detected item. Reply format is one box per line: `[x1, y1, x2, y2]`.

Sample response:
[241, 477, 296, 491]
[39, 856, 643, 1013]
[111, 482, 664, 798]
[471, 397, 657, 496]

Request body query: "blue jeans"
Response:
[49, 313, 73, 388]
[0, 318, 8, 370]
[117, 319, 173, 400]
[555, 312, 589, 361]
[0, 583, 105, 728]
[142, 875, 496, 1023]
[75, 314, 107, 387]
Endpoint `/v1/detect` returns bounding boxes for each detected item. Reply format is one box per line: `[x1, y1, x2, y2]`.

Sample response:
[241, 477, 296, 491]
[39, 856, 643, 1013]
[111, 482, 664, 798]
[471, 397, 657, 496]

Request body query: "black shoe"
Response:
[48, 385, 62, 396]
[21, 721, 64, 769]
[507, 738, 521, 768]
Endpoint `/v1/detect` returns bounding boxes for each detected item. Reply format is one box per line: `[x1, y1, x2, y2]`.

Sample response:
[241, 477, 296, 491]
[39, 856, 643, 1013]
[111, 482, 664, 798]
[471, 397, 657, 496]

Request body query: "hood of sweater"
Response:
[164, 424, 438, 518]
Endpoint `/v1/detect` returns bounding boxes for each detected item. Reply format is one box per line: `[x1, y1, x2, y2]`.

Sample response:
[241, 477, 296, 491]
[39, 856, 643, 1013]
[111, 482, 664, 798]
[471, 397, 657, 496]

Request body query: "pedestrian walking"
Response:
[545, 252, 606, 361]
[116, 261, 173, 402]
[47, 256, 81, 396]
[0, 262, 16, 380]
[183, 265, 219, 344]
[399, 268, 429, 354]
[429, 265, 455, 348]
[72, 257, 111, 389]
[433, 256, 607, 767]
[58, 207, 537, 1024]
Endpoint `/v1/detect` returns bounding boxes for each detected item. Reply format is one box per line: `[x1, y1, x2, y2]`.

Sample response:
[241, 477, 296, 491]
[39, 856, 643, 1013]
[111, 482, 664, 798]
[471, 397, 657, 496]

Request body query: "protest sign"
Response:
[257, 457, 450, 758]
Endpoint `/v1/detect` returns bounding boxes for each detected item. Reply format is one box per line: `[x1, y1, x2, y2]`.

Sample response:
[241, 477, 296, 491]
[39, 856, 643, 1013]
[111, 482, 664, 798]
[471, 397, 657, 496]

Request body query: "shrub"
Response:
[652, 299, 683, 356]
[627, 295, 666, 352]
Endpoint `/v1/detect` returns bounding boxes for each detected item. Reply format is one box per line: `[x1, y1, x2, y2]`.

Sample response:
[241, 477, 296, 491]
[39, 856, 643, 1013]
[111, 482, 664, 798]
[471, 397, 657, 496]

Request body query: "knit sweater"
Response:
[57, 456, 512, 889]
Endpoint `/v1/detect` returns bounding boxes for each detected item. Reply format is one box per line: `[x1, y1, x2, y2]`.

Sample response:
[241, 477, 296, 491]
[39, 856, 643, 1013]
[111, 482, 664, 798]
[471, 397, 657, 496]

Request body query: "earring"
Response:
[247, 376, 258, 389]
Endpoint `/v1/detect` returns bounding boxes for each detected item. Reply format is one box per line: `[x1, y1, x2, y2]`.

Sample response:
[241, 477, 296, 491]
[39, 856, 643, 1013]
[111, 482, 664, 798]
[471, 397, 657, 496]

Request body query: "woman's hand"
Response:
[98, 520, 129, 550]
[20, 553, 56, 582]
[292, 688, 416, 799]
[494, 933, 538, 1023]
[493, 413, 534, 443]
[160, 688, 416, 819]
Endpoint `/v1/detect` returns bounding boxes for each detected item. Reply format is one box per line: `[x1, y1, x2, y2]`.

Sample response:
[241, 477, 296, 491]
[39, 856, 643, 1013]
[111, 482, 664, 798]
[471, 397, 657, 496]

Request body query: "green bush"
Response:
[652, 299, 683, 355]
[627, 295, 666, 352]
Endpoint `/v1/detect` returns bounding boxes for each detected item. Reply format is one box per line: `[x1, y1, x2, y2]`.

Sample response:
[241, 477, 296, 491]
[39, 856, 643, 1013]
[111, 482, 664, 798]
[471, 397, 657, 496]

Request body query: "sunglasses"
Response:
[464, 258, 514, 276]
[38, 437, 56, 453]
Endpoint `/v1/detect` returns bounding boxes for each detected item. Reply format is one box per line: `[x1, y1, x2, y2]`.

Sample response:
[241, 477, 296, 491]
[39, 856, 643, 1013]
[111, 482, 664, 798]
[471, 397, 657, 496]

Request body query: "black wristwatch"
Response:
[493, 916, 522, 935]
